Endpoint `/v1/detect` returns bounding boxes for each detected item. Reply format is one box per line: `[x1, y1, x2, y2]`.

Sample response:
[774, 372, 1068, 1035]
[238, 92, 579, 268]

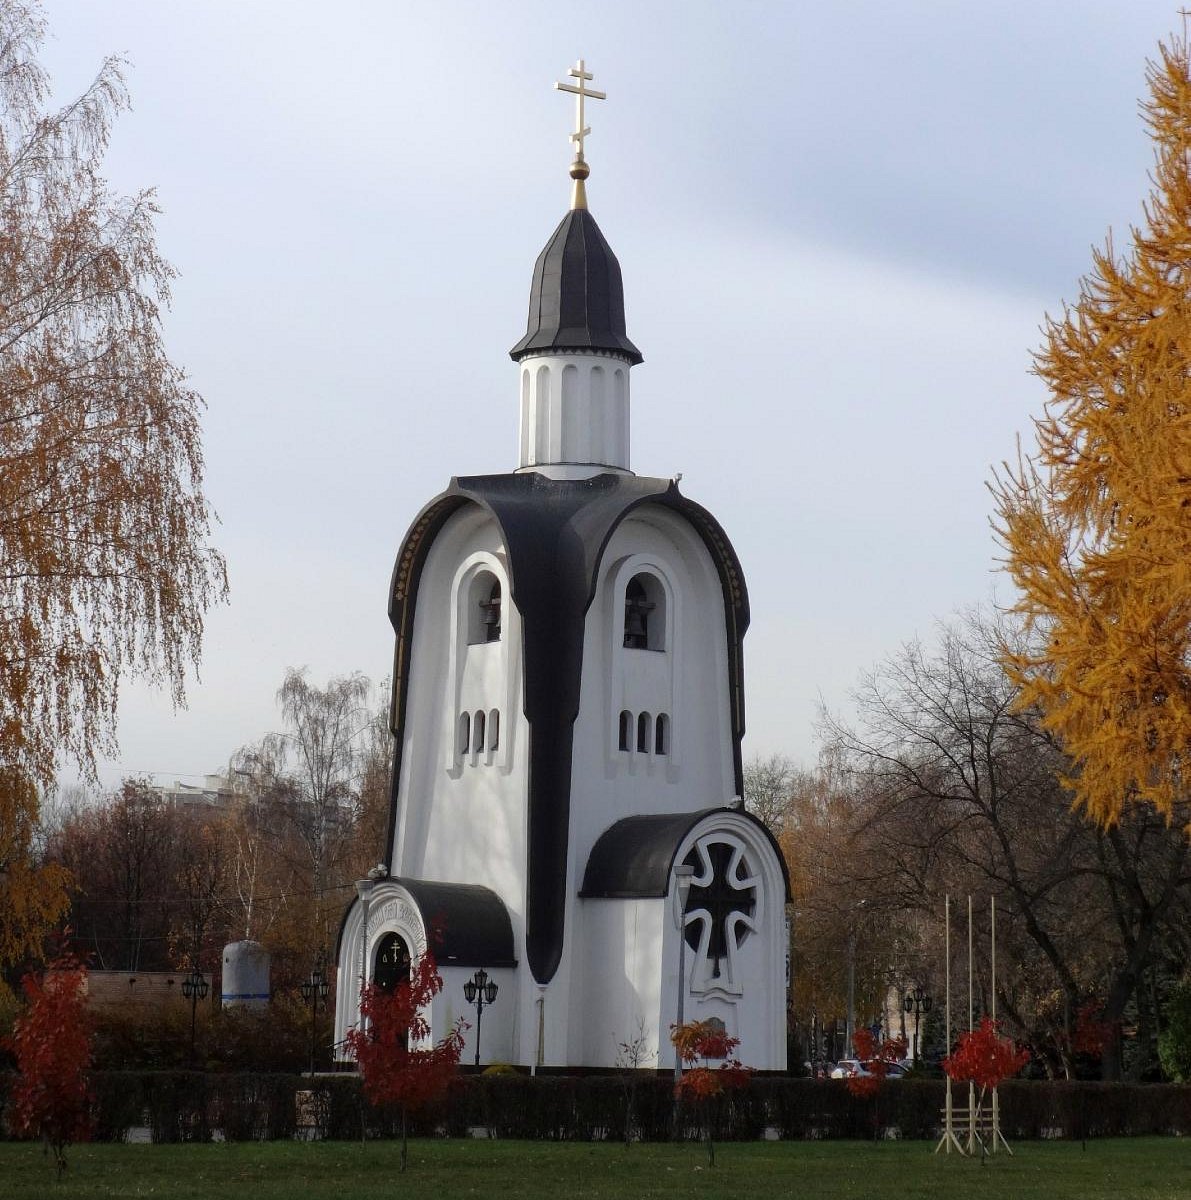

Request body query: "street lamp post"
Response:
[463, 968, 499, 1067]
[181, 965, 209, 1065]
[903, 984, 933, 1064]
[845, 899, 868, 1058]
[300, 957, 331, 1077]
[672, 862, 696, 1083]
[846, 927, 856, 1059]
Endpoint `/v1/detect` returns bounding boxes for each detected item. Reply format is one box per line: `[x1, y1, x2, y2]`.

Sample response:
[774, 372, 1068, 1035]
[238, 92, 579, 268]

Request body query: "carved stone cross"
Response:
[684, 842, 757, 979]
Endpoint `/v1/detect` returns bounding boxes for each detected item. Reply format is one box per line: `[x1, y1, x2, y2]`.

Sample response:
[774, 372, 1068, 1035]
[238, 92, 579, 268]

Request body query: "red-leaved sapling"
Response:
[344, 951, 464, 1170]
[6, 952, 94, 1177]
[671, 1019, 753, 1167]
[943, 1015, 1030, 1155]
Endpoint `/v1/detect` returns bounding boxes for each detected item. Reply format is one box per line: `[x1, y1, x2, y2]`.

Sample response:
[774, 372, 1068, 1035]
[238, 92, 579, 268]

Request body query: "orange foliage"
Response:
[0, 0, 226, 792]
[992, 33, 1191, 827]
[671, 1020, 752, 1167]
[0, 766, 69, 968]
[671, 1021, 752, 1100]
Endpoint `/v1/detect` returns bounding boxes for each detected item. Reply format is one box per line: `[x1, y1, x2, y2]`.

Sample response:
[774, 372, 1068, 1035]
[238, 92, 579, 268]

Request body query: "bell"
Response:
[623, 595, 654, 648]
[481, 599, 501, 641]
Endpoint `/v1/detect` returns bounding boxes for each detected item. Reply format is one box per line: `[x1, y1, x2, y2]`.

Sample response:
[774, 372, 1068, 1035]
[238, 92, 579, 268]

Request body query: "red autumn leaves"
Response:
[6, 953, 94, 1175]
[671, 1020, 753, 1100]
[844, 1029, 907, 1098]
[943, 1017, 1030, 1090]
[344, 951, 465, 1114]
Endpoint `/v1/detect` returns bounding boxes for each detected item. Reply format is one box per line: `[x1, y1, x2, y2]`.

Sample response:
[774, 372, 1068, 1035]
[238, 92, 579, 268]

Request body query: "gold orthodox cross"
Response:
[555, 59, 606, 162]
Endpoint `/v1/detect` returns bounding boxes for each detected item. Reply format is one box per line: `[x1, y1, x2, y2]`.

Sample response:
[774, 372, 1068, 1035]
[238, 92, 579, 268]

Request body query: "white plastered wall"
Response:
[558, 503, 741, 1068]
[573, 504, 737, 853]
[390, 507, 527, 912]
[577, 898, 665, 1069]
[384, 506, 532, 1064]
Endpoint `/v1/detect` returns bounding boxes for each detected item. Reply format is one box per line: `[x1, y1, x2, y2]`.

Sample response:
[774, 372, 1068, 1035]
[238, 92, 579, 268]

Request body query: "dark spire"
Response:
[509, 206, 643, 365]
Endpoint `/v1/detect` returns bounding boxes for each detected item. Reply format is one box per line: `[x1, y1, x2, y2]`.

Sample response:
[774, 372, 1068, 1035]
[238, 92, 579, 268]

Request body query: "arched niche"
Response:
[467, 571, 502, 645]
[374, 931, 411, 994]
[623, 571, 667, 651]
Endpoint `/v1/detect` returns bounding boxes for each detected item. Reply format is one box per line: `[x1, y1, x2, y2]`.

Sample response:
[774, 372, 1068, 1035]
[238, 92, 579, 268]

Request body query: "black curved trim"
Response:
[381, 472, 750, 985]
[333, 878, 517, 969]
[401, 880, 518, 967]
[580, 808, 792, 900]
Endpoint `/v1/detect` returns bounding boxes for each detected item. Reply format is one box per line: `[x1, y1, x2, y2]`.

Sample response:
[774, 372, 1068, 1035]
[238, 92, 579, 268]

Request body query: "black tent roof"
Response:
[509, 208, 643, 364]
[580, 809, 791, 900]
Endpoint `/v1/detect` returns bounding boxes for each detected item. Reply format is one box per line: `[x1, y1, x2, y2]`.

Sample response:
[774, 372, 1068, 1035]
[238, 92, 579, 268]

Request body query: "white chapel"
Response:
[333, 61, 789, 1072]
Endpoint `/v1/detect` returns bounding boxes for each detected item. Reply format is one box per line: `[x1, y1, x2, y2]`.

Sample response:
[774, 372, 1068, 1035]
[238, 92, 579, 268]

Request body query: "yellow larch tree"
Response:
[993, 35, 1191, 828]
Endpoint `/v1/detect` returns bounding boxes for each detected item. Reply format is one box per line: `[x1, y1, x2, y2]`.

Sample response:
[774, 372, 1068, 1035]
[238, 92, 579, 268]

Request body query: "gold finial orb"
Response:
[569, 159, 590, 181]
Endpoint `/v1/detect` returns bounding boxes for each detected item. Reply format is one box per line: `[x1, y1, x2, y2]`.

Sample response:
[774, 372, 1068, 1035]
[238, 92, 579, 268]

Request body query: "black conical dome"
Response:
[509, 208, 643, 364]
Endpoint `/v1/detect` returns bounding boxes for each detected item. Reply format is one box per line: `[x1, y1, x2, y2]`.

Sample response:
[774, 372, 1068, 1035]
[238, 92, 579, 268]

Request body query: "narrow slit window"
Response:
[637, 712, 652, 753]
[618, 710, 631, 752]
[655, 713, 670, 755]
[473, 710, 486, 755]
[488, 708, 500, 751]
[458, 712, 471, 755]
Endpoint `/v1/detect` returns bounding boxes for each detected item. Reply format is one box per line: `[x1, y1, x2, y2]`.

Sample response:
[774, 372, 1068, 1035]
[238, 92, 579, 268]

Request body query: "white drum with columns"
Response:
[517, 351, 632, 477]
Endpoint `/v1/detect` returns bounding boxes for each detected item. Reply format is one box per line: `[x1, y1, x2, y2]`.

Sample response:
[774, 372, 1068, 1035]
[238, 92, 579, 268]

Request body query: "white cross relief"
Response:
[555, 59, 606, 161]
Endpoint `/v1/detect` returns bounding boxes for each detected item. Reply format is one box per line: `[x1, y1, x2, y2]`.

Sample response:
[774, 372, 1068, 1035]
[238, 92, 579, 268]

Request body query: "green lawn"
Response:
[1, 1138, 1188, 1199]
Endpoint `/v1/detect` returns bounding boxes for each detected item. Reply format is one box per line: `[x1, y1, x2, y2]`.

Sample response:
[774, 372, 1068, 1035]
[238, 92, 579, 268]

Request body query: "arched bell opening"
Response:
[623, 572, 666, 651]
[468, 571, 502, 644]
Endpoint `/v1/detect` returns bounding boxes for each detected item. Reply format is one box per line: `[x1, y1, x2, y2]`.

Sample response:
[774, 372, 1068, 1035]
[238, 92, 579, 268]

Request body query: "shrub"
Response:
[6, 956, 94, 1176]
[1159, 978, 1191, 1083]
[7, 1068, 1191, 1144]
[92, 993, 326, 1073]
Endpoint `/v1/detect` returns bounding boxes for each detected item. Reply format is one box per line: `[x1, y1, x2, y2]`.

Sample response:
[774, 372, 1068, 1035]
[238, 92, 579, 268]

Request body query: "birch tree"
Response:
[0, 1, 225, 964]
[236, 670, 373, 955]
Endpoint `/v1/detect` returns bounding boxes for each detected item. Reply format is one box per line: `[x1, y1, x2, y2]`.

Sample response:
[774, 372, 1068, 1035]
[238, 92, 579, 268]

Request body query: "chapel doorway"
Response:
[373, 932, 411, 993]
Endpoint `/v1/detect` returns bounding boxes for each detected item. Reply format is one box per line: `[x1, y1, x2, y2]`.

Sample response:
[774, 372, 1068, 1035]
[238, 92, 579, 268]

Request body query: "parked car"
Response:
[829, 1058, 907, 1079]
[829, 1059, 867, 1078]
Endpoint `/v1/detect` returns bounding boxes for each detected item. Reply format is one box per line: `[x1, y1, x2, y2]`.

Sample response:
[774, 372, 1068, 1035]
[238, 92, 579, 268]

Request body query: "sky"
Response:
[35, 0, 1185, 792]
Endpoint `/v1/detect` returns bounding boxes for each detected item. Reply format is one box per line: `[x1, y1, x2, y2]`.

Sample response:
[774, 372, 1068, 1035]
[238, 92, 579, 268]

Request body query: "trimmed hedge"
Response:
[3, 1072, 1191, 1143]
